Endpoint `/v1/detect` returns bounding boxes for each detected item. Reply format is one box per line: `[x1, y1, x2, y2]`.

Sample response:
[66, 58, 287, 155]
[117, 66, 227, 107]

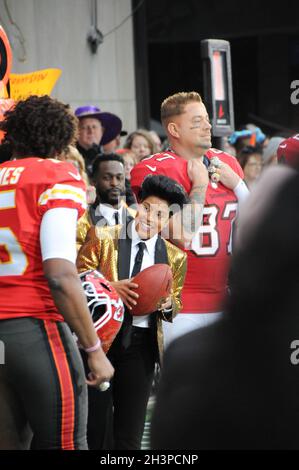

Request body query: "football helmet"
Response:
[80, 270, 124, 353]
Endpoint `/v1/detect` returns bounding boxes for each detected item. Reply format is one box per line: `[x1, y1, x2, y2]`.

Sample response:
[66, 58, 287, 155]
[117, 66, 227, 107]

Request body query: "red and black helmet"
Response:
[80, 270, 124, 353]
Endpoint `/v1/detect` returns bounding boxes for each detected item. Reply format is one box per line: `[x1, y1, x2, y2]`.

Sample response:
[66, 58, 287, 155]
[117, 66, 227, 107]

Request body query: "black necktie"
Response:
[131, 242, 146, 277]
[122, 242, 146, 348]
[114, 211, 120, 225]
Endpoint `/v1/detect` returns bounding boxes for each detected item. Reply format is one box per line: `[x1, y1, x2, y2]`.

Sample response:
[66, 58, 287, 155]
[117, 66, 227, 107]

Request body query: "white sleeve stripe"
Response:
[38, 183, 86, 208]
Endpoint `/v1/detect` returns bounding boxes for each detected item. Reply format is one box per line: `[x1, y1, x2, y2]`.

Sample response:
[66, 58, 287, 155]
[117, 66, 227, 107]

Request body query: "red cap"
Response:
[277, 134, 299, 169]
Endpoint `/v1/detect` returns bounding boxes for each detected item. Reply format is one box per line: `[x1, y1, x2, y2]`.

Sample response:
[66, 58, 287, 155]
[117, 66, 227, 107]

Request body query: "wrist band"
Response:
[233, 179, 249, 204]
[84, 338, 101, 353]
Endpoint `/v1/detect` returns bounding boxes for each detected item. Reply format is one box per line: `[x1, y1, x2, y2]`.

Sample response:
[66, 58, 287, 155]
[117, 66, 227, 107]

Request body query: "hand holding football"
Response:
[130, 264, 173, 315]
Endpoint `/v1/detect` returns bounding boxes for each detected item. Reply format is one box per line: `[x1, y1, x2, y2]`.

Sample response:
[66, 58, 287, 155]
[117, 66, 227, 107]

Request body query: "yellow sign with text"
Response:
[9, 68, 62, 100]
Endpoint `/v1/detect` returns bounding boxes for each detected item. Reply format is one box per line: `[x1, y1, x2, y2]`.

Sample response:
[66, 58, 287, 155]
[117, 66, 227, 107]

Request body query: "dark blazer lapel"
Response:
[154, 235, 169, 265]
[89, 205, 107, 226]
[117, 222, 132, 280]
[123, 207, 134, 225]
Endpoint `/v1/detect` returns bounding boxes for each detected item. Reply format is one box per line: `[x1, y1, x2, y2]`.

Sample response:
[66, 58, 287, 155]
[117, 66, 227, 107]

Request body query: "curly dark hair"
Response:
[139, 174, 189, 210]
[91, 152, 124, 178]
[0, 95, 78, 158]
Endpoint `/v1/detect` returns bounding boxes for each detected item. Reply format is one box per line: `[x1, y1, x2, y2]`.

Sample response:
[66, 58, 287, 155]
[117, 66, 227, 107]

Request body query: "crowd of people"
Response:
[0, 91, 298, 450]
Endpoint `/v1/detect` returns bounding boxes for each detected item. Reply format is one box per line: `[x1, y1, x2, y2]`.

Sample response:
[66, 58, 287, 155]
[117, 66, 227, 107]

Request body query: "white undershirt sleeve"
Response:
[40, 207, 78, 263]
[233, 179, 250, 205]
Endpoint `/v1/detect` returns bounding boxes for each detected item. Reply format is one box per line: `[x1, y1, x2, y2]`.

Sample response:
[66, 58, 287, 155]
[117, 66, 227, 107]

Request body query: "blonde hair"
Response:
[124, 129, 158, 155]
[160, 91, 202, 127]
[116, 148, 137, 164]
[59, 145, 89, 186]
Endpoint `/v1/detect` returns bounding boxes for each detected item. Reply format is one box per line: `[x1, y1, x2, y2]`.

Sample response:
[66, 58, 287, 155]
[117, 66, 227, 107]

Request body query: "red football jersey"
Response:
[131, 149, 244, 313]
[0, 157, 86, 321]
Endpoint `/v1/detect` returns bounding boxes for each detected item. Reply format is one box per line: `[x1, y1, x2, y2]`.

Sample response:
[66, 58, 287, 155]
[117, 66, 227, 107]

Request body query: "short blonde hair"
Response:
[161, 91, 202, 127]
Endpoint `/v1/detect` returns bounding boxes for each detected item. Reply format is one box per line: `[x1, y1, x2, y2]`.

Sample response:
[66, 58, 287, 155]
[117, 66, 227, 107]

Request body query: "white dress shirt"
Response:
[129, 221, 158, 328]
[95, 203, 123, 226]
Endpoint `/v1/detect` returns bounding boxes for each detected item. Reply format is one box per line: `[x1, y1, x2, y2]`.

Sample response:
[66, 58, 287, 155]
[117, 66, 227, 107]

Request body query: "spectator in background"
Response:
[149, 130, 163, 152]
[74, 105, 123, 177]
[59, 145, 89, 186]
[124, 129, 158, 162]
[222, 136, 236, 156]
[102, 130, 128, 155]
[115, 148, 138, 206]
[115, 148, 137, 181]
[237, 145, 263, 189]
[277, 134, 299, 170]
[228, 126, 266, 158]
[262, 136, 284, 167]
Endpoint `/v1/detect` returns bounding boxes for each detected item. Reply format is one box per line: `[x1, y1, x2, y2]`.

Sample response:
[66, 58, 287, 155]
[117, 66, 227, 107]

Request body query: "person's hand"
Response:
[187, 158, 209, 188]
[157, 296, 172, 311]
[86, 348, 114, 388]
[110, 279, 139, 310]
[217, 162, 241, 190]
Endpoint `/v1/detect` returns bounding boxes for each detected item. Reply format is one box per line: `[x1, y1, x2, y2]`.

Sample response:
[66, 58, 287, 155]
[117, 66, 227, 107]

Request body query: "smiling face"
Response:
[135, 195, 170, 240]
[166, 101, 212, 156]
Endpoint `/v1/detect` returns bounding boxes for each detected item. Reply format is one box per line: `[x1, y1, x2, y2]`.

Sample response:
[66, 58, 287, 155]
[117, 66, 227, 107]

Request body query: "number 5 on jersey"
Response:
[0, 190, 28, 276]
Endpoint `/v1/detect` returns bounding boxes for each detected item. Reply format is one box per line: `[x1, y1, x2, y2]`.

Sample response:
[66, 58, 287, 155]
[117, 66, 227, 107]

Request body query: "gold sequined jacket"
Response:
[76, 224, 187, 361]
[76, 203, 136, 252]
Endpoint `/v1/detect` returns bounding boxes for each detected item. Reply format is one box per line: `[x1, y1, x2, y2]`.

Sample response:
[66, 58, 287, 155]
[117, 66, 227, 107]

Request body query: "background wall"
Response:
[0, 0, 137, 133]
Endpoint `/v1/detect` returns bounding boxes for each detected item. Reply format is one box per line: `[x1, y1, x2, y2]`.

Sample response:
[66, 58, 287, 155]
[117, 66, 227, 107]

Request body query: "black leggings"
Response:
[0, 318, 88, 450]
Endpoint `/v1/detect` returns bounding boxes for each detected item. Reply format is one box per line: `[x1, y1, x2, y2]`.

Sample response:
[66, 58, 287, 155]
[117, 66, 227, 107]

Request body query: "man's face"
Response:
[102, 135, 121, 154]
[94, 161, 126, 207]
[78, 117, 104, 149]
[135, 195, 170, 240]
[171, 101, 212, 153]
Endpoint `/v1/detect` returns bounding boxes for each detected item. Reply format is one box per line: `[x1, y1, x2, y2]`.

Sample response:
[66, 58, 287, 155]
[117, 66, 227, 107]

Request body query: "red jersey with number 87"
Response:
[0, 157, 86, 321]
[131, 149, 244, 313]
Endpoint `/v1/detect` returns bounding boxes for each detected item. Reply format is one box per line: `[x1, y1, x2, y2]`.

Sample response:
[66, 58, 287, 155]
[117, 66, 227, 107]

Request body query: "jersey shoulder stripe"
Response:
[38, 184, 86, 207]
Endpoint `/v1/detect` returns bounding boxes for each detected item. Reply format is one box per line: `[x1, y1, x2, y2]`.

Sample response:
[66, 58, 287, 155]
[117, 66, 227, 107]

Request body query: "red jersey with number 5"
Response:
[131, 149, 244, 313]
[0, 157, 86, 321]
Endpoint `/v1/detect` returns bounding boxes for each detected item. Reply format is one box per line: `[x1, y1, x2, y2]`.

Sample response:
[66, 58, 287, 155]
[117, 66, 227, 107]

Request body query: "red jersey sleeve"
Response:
[36, 159, 87, 218]
[130, 151, 191, 199]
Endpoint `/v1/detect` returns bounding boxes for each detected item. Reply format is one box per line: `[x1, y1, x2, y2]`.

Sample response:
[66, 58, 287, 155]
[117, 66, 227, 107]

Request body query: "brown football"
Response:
[130, 264, 173, 316]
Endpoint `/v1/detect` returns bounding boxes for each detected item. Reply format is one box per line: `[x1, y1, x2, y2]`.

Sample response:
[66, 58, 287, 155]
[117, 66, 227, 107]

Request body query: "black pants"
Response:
[0, 318, 88, 450]
[84, 326, 156, 450]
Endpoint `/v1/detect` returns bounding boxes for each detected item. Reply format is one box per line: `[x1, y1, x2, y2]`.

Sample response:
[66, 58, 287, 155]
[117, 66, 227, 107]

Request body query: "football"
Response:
[130, 264, 173, 316]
